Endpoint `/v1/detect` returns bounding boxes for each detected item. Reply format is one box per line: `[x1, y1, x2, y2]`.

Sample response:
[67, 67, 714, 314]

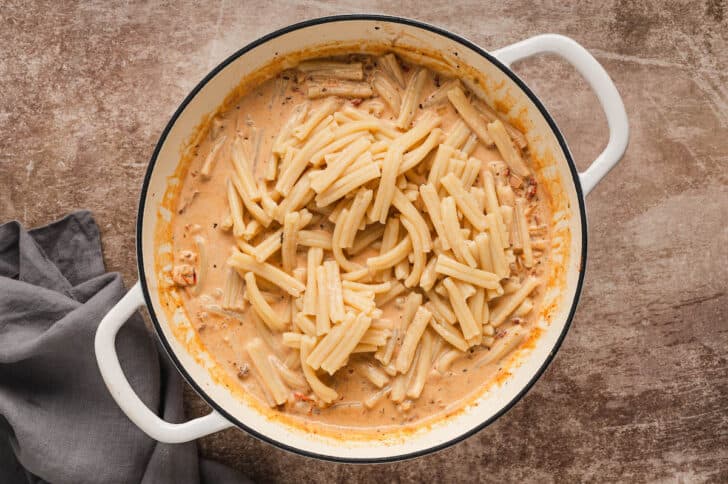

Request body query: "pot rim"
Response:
[135, 13, 588, 463]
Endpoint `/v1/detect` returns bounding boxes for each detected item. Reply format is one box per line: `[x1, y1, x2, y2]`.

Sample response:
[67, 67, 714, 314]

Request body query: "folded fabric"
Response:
[0, 211, 249, 484]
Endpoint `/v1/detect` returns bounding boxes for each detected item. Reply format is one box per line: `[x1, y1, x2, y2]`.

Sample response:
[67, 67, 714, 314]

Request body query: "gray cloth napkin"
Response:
[0, 211, 249, 484]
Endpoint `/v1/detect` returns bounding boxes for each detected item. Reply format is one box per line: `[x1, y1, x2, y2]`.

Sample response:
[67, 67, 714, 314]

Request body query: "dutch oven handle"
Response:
[95, 281, 233, 443]
[493, 34, 629, 195]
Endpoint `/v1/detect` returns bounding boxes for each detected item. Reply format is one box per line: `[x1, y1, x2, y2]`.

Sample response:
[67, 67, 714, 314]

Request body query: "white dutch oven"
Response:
[95, 15, 628, 462]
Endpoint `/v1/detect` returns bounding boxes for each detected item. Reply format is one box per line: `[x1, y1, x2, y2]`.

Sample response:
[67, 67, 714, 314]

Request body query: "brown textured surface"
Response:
[1, 1, 727, 482]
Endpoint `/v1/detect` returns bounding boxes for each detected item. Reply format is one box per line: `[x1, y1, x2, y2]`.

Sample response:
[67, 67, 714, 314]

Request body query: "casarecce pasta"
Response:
[160, 51, 550, 430]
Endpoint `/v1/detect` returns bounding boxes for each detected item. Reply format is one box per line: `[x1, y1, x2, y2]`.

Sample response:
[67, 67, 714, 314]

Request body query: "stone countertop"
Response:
[1, 1, 726, 482]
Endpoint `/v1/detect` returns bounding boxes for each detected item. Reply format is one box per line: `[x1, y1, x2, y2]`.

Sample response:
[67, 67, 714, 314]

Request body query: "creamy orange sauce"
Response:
[160, 52, 552, 433]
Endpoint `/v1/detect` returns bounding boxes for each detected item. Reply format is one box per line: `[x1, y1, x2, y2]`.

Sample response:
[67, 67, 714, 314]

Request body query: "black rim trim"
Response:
[136, 13, 588, 464]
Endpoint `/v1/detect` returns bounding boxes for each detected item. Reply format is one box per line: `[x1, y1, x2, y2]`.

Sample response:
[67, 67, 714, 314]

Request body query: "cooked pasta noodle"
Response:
[396, 68, 428, 129]
[446, 86, 494, 147]
[247, 338, 288, 405]
[200, 135, 227, 179]
[244, 272, 288, 331]
[378, 53, 406, 88]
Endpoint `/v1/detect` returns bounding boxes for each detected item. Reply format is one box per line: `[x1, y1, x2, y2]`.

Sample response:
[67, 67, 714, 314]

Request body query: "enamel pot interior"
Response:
[136, 15, 587, 462]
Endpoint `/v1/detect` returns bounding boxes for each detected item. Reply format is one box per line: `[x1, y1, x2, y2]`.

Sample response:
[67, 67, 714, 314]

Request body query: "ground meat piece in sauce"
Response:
[178, 250, 197, 263]
[172, 264, 196, 286]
